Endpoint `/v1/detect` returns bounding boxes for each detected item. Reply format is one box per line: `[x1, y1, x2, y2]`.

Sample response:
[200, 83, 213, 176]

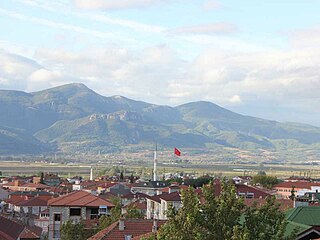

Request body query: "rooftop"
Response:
[48, 190, 115, 207]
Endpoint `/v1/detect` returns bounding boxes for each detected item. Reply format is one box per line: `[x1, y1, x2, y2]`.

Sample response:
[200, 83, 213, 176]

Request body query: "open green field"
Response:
[1, 160, 320, 180]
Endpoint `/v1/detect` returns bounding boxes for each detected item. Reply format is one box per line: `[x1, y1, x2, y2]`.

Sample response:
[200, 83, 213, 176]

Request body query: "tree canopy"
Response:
[156, 180, 295, 240]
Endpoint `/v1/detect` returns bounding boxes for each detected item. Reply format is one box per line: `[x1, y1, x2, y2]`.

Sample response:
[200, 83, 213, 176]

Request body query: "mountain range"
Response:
[1, 83, 320, 156]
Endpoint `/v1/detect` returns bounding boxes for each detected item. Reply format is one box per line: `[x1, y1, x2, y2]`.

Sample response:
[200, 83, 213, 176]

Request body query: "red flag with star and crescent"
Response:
[174, 147, 181, 156]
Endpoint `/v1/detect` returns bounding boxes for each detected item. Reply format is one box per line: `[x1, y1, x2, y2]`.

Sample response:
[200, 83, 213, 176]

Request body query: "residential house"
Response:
[146, 191, 181, 220]
[236, 184, 272, 199]
[87, 219, 166, 240]
[285, 206, 320, 239]
[131, 181, 169, 196]
[47, 190, 115, 240]
[274, 181, 320, 198]
[3, 181, 48, 192]
[122, 201, 147, 217]
[0, 215, 42, 240]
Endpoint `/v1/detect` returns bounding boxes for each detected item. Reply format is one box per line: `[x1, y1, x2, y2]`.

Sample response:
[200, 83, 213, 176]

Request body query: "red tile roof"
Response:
[20, 225, 42, 239]
[17, 196, 48, 207]
[244, 198, 293, 211]
[88, 220, 166, 240]
[124, 201, 147, 211]
[0, 216, 25, 240]
[159, 191, 181, 202]
[48, 190, 115, 207]
[274, 181, 320, 189]
[236, 185, 272, 198]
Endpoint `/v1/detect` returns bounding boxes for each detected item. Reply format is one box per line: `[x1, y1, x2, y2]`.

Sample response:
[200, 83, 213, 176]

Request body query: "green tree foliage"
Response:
[98, 197, 122, 231]
[157, 180, 295, 240]
[289, 187, 295, 201]
[235, 197, 295, 240]
[126, 204, 144, 219]
[158, 187, 205, 240]
[183, 177, 213, 188]
[252, 174, 280, 189]
[202, 180, 244, 240]
[61, 221, 86, 240]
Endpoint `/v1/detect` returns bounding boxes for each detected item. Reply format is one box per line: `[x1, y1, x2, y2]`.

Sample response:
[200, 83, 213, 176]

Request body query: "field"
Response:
[1, 159, 319, 180]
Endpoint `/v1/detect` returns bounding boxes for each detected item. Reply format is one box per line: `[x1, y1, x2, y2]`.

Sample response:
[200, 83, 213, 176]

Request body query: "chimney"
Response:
[152, 218, 158, 233]
[119, 218, 125, 231]
[14, 180, 20, 187]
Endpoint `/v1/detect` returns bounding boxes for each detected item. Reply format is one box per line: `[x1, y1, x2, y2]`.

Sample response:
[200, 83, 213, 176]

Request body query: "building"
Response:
[88, 219, 166, 240]
[285, 206, 320, 239]
[2, 181, 48, 192]
[47, 190, 115, 240]
[146, 191, 181, 220]
[131, 181, 169, 196]
[274, 181, 320, 198]
[0, 216, 42, 240]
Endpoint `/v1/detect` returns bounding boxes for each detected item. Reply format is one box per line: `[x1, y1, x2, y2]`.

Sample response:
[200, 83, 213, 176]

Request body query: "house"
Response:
[236, 184, 272, 199]
[47, 190, 115, 240]
[43, 174, 61, 187]
[0, 215, 42, 240]
[274, 181, 320, 198]
[285, 206, 320, 239]
[146, 191, 181, 220]
[14, 196, 49, 216]
[131, 181, 169, 196]
[122, 201, 147, 217]
[87, 219, 166, 240]
[2, 181, 48, 192]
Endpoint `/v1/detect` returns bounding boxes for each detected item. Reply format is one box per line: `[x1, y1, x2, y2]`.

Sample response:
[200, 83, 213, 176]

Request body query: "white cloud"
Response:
[229, 95, 242, 104]
[167, 22, 237, 35]
[2, 34, 320, 124]
[74, 0, 165, 10]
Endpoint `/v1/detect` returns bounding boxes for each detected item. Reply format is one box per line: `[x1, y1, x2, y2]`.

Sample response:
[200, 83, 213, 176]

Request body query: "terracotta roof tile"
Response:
[275, 181, 320, 189]
[48, 190, 115, 207]
[17, 196, 48, 207]
[0, 216, 25, 240]
[88, 220, 166, 240]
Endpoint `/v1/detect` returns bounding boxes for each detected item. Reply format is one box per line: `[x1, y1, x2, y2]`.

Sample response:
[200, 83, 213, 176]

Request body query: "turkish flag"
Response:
[174, 147, 181, 156]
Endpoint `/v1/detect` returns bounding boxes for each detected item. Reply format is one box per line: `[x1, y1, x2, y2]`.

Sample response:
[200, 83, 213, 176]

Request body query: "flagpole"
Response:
[153, 143, 157, 181]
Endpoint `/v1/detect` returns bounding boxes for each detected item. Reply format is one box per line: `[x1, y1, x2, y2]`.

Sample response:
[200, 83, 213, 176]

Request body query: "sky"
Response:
[0, 0, 320, 126]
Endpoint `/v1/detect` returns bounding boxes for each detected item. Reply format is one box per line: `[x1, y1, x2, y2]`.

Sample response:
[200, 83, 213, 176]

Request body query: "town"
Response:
[1, 163, 320, 239]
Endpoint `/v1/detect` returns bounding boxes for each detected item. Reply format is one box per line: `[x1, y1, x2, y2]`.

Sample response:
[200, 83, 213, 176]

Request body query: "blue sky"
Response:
[0, 0, 320, 126]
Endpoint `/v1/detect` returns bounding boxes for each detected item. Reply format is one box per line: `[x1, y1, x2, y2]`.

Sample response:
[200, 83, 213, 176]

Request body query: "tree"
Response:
[61, 220, 86, 240]
[126, 204, 144, 219]
[120, 171, 124, 181]
[234, 197, 295, 240]
[98, 197, 122, 231]
[202, 180, 244, 240]
[40, 172, 44, 184]
[129, 173, 135, 184]
[157, 187, 205, 240]
[289, 187, 295, 201]
[252, 174, 280, 189]
[157, 180, 296, 240]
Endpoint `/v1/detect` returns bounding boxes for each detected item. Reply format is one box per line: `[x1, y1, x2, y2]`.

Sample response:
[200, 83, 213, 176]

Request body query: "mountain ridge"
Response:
[0, 83, 320, 156]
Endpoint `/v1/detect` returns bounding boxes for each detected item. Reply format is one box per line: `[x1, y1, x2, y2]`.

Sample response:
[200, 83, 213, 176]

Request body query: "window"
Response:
[99, 207, 107, 215]
[54, 214, 61, 221]
[125, 235, 132, 240]
[70, 208, 81, 216]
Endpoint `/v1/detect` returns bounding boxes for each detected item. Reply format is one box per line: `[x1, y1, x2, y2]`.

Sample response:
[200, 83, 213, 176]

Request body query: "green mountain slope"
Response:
[0, 83, 320, 155]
